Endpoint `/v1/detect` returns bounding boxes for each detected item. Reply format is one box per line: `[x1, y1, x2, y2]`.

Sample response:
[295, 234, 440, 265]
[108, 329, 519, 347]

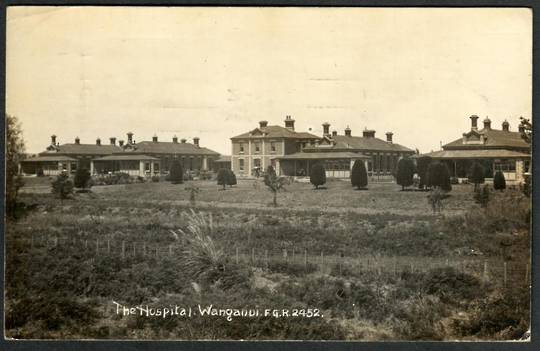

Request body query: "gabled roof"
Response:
[39, 143, 122, 156]
[305, 135, 414, 153]
[231, 125, 319, 140]
[273, 151, 370, 160]
[419, 149, 530, 159]
[121, 141, 220, 156]
[443, 128, 529, 150]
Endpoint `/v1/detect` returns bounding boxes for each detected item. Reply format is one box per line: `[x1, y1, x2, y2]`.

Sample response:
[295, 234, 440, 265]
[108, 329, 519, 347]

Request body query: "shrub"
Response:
[217, 168, 230, 190]
[74, 168, 92, 189]
[469, 162, 485, 191]
[169, 160, 184, 184]
[351, 160, 368, 189]
[474, 184, 490, 207]
[427, 162, 451, 192]
[151, 175, 160, 182]
[36, 168, 45, 177]
[227, 170, 237, 187]
[185, 185, 200, 205]
[5, 114, 26, 218]
[416, 156, 432, 189]
[396, 157, 415, 190]
[493, 171, 506, 191]
[427, 188, 444, 213]
[310, 163, 326, 189]
[51, 172, 74, 199]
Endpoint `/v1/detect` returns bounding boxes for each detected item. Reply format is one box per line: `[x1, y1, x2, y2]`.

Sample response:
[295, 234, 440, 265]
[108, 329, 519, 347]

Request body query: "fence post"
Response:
[31, 234, 34, 249]
[235, 247, 239, 264]
[483, 260, 488, 281]
[410, 262, 414, 274]
[292, 249, 295, 263]
[503, 262, 507, 288]
[169, 244, 172, 257]
[525, 263, 530, 285]
[321, 251, 324, 270]
[265, 249, 268, 269]
[133, 243, 136, 257]
[54, 236, 58, 248]
[121, 241, 125, 259]
[393, 258, 397, 276]
[252, 248, 255, 263]
[143, 243, 146, 257]
[304, 249, 308, 267]
[85, 239, 88, 250]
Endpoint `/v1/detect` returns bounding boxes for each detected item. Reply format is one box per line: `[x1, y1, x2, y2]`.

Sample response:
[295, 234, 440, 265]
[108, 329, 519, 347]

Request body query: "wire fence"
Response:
[8, 234, 530, 288]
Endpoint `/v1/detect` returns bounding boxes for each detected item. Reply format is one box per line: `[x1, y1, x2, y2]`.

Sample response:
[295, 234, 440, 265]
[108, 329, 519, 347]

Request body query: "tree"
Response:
[427, 162, 452, 192]
[217, 168, 230, 190]
[227, 170, 237, 187]
[493, 170, 506, 191]
[474, 184, 490, 207]
[263, 168, 287, 206]
[310, 163, 326, 189]
[74, 168, 92, 190]
[51, 172, 74, 200]
[519, 117, 532, 144]
[469, 162, 485, 191]
[351, 160, 368, 190]
[396, 157, 415, 190]
[169, 159, 184, 184]
[416, 156, 432, 189]
[6, 114, 26, 218]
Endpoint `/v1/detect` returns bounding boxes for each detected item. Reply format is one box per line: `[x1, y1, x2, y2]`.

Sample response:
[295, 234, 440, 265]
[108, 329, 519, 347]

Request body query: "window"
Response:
[71, 162, 77, 173]
[239, 143, 244, 153]
[154, 162, 160, 173]
[494, 160, 516, 172]
[145, 162, 151, 172]
[255, 143, 260, 153]
[254, 158, 261, 168]
[239, 159, 245, 171]
[271, 142, 276, 152]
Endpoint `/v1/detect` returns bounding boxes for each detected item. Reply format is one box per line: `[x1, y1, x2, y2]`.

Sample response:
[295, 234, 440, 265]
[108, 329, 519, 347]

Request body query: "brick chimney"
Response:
[332, 130, 337, 137]
[51, 135, 57, 145]
[193, 137, 200, 147]
[173, 135, 178, 143]
[181, 138, 187, 143]
[322, 122, 330, 137]
[344, 126, 351, 137]
[284, 115, 295, 131]
[386, 132, 393, 143]
[363, 129, 375, 138]
[470, 115, 479, 130]
[127, 132, 134, 144]
[502, 120, 510, 132]
[96, 138, 101, 146]
[75, 137, 80, 144]
[483, 117, 491, 130]
[119, 140, 125, 147]
[109, 137, 116, 145]
[152, 135, 158, 143]
[259, 120, 268, 128]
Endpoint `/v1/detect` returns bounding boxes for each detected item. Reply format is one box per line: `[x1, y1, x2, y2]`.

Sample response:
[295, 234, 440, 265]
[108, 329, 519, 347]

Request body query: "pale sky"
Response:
[7, 7, 532, 155]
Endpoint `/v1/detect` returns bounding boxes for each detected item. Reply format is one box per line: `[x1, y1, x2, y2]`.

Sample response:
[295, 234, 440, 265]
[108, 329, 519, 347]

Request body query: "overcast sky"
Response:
[7, 7, 532, 154]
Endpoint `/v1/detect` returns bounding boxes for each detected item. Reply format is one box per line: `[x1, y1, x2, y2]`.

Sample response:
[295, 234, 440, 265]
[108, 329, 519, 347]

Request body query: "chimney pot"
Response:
[332, 130, 337, 137]
[152, 135, 158, 143]
[119, 140, 125, 147]
[96, 138, 101, 146]
[518, 125, 525, 133]
[470, 115, 479, 130]
[322, 122, 330, 136]
[51, 135, 57, 145]
[75, 137, 80, 144]
[181, 138, 187, 143]
[483, 117, 492, 130]
[173, 135, 178, 143]
[386, 132, 393, 143]
[284, 115, 295, 131]
[344, 126, 352, 137]
[259, 120, 268, 128]
[109, 137, 117, 145]
[193, 137, 200, 146]
[363, 129, 376, 138]
[127, 132, 134, 144]
[502, 120, 510, 132]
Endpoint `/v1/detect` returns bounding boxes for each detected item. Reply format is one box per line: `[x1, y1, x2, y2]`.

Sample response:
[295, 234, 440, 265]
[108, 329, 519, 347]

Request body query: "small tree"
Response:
[264, 169, 287, 206]
[52, 172, 74, 200]
[185, 185, 200, 206]
[427, 188, 444, 213]
[310, 163, 326, 189]
[74, 168, 92, 191]
[6, 114, 26, 217]
[427, 162, 452, 192]
[217, 168, 230, 190]
[169, 160, 184, 184]
[227, 170, 237, 187]
[469, 162, 485, 191]
[351, 160, 368, 190]
[396, 157, 415, 190]
[416, 156, 432, 189]
[474, 184, 490, 207]
[493, 170, 506, 191]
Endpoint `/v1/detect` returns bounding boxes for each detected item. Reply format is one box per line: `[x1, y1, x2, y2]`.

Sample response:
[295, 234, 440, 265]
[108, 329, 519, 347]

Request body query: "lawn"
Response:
[5, 176, 531, 340]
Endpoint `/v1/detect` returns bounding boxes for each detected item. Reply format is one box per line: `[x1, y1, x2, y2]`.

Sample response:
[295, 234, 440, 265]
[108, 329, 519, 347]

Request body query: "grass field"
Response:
[5, 176, 531, 340]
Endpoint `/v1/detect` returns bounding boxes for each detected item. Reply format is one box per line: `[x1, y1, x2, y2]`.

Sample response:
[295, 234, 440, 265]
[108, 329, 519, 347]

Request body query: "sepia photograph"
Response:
[4, 6, 533, 341]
